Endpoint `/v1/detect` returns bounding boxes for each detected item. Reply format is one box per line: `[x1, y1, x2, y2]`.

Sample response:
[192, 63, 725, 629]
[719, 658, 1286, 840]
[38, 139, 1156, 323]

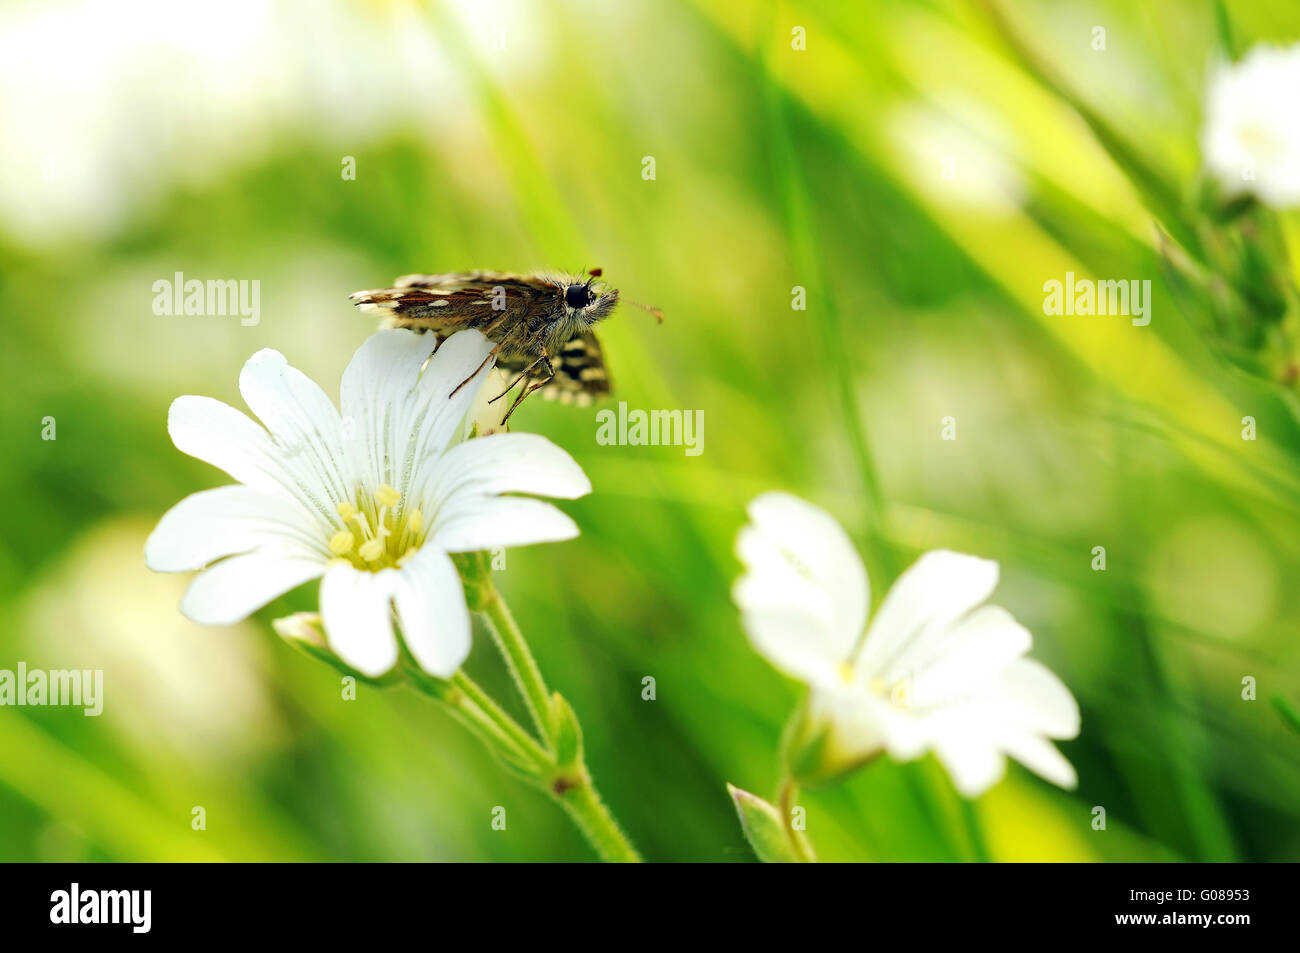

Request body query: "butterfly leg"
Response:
[499, 350, 555, 424]
[500, 371, 554, 424]
[450, 342, 502, 398]
[489, 348, 554, 405]
[489, 359, 544, 405]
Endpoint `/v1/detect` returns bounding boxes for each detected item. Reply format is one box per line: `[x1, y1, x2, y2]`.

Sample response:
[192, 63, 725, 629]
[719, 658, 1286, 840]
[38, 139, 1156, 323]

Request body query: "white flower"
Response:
[146, 329, 591, 678]
[1202, 43, 1300, 208]
[733, 492, 1080, 798]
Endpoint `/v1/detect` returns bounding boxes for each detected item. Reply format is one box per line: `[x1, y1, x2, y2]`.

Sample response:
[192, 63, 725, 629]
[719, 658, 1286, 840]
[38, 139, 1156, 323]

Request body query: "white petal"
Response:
[734, 519, 861, 688]
[319, 563, 399, 677]
[905, 606, 1032, 707]
[1000, 732, 1078, 789]
[168, 395, 287, 491]
[934, 728, 1007, 797]
[180, 551, 324, 625]
[424, 433, 592, 506]
[890, 657, 1079, 795]
[238, 349, 351, 504]
[431, 497, 579, 552]
[874, 703, 933, 761]
[732, 536, 835, 622]
[391, 547, 471, 677]
[393, 330, 496, 495]
[991, 658, 1081, 739]
[339, 329, 441, 491]
[812, 689, 891, 761]
[856, 550, 999, 677]
[736, 606, 850, 691]
[146, 485, 322, 571]
[462, 367, 513, 438]
[1202, 44, 1300, 207]
[167, 396, 339, 530]
[339, 327, 441, 421]
[734, 492, 869, 664]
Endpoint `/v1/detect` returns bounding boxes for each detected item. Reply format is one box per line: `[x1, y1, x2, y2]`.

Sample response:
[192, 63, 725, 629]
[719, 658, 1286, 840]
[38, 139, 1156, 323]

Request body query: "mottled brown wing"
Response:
[348, 271, 550, 335]
[542, 331, 612, 406]
[492, 331, 610, 407]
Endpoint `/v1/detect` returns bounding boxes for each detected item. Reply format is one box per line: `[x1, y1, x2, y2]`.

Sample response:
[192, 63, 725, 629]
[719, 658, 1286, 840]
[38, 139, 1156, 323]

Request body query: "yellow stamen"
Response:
[837, 661, 855, 684]
[891, 681, 911, 708]
[329, 485, 426, 571]
[328, 529, 355, 556]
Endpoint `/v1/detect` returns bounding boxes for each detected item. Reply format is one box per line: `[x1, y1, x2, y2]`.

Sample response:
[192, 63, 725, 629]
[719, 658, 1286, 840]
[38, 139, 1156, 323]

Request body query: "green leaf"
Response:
[1213, 0, 1238, 61]
[551, 692, 583, 769]
[726, 783, 801, 863]
[1273, 695, 1300, 735]
[977, 0, 1199, 255]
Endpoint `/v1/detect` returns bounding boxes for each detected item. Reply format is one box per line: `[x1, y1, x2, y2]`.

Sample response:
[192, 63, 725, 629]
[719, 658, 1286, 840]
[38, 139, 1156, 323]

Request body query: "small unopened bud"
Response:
[726, 783, 802, 864]
[273, 612, 327, 649]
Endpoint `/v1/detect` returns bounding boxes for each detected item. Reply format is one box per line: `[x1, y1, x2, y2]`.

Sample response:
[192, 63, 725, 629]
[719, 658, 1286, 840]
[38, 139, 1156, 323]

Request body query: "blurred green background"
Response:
[1, 0, 1298, 862]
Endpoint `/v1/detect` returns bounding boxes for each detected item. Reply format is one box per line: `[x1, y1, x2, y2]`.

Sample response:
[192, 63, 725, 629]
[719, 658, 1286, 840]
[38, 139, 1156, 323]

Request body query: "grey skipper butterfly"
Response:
[349, 268, 661, 422]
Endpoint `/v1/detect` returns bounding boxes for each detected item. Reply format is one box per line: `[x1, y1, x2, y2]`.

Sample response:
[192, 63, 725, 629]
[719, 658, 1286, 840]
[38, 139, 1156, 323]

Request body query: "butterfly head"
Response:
[561, 268, 620, 327]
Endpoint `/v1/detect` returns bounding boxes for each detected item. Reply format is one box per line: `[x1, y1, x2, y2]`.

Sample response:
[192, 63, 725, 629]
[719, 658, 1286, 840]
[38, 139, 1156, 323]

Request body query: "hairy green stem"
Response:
[778, 775, 816, 863]
[409, 655, 642, 862]
[553, 773, 642, 863]
[479, 588, 554, 743]
[405, 666, 535, 767]
[450, 670, 550, 765]
[476, 582, 642, 862]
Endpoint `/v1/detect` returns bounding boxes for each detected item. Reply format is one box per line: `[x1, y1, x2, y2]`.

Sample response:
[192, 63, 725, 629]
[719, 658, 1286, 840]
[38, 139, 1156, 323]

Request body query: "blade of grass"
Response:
[1273, 695, 1300, 734]
[753, 5, 894, 582]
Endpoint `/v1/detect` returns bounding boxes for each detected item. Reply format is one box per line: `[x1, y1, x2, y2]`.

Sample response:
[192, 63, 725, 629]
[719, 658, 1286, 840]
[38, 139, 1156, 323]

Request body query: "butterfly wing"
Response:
[543, 331, 612, 406]
[493, 331, 611, 407]
[348, 271, 551, 336]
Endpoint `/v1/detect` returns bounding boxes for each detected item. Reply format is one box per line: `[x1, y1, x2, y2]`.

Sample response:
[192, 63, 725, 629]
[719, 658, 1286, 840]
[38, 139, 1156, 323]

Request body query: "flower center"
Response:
[1237, 122, 1285, 162]
[326, 484, 426, 571]
[870, 676, 912, 710]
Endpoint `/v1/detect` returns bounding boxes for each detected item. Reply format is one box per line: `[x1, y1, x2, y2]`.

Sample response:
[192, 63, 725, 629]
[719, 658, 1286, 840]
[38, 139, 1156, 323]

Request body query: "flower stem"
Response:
[405, 666, 537, 769]
[479, 587, 554, 743]
[300, 586, 640, 860]
[476, 582, 643, 862]
[777, 775, 816, 863]
[552, 772, 642, 863]
[450, 670, 549, 766]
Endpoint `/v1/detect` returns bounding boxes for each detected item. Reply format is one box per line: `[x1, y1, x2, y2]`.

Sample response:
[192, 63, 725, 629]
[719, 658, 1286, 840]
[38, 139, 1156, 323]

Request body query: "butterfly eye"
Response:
[564, 284, 591, 309]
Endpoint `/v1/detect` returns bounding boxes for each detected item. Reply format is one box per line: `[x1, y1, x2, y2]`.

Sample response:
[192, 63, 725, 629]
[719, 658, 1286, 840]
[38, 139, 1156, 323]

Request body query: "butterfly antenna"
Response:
[628, 299, 664, 323]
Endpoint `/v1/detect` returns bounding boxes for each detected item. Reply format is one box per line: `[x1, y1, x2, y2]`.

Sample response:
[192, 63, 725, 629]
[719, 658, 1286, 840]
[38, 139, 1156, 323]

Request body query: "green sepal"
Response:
[550, 692, 583, 769]
[727, 783, 801, 864]
[280, 622, 401, 687]
[452, 551, 495, 611]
